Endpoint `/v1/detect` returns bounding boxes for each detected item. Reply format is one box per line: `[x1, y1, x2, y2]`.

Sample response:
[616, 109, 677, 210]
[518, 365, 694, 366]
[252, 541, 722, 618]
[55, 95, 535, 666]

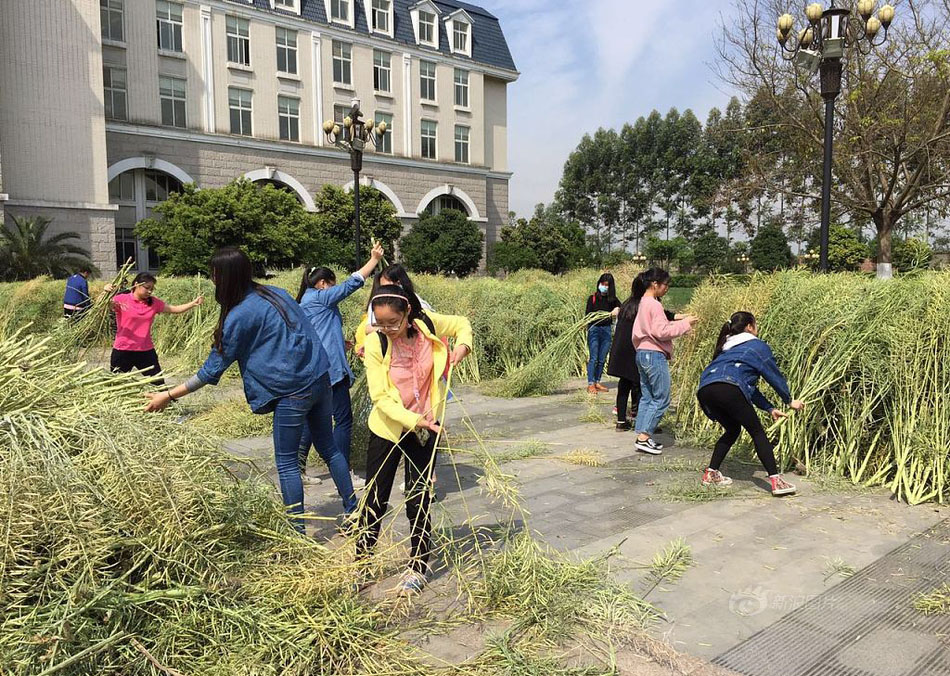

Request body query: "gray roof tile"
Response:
[226, 0, 517, 73]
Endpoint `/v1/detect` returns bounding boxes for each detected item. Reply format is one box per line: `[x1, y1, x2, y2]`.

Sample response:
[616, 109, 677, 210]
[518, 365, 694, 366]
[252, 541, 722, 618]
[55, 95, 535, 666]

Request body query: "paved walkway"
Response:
[224, 382, 950, 674]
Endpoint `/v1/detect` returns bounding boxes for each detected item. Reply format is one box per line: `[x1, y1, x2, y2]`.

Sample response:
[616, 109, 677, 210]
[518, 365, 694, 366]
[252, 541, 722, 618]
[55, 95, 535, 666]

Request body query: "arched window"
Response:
[425, 194, 469, 216]
[253, 178, 305, 205]
[108, 169, 183, 271]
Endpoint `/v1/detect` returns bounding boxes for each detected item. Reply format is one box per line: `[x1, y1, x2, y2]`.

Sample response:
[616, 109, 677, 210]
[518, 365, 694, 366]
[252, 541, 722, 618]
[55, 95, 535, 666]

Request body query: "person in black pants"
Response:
[360, 430, 437, 578]
[607, 276, 682, 431]
[696, 311, 804, 496]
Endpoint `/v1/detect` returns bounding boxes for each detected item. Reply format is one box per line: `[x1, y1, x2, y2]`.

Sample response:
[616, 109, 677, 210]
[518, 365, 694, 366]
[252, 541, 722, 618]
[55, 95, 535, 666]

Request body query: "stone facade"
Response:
[0, 0, 517, 276]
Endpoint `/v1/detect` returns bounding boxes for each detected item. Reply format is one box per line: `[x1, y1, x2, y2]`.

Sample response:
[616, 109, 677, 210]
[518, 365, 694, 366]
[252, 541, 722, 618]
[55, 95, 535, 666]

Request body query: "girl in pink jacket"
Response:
[631, 268, 698, 454]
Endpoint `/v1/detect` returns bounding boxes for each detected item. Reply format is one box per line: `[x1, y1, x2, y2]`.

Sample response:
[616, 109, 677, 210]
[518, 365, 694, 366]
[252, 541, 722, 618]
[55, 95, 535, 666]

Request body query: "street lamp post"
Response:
[323, 99, 389, 269]
[776, 1, 894, 273]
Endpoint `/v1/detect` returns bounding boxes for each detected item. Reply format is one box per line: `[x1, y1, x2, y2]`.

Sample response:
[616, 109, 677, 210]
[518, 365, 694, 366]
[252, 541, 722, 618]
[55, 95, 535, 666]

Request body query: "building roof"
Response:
[230, 0, 517, 74]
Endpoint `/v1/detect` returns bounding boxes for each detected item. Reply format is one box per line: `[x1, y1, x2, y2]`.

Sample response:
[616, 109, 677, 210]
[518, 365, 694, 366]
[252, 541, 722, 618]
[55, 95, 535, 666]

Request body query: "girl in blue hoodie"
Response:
[696, 312, 804, 496]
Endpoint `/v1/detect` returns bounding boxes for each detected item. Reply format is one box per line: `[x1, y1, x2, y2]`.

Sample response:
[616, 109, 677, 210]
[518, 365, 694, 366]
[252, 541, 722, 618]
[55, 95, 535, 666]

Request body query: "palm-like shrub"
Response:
[0, 215, 96, 281]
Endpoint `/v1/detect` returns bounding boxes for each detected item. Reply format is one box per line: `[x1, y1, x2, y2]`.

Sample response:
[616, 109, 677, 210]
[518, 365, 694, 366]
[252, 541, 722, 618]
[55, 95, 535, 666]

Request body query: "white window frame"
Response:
[419, 60, 436, 103]
[156, 1, 183, 53]
[100, 0, 124, 43]
[276, 27, 298, 75]
[270, 0, 300, 14]
[374, 111, 394, 154]
[278, 95, 300, 142]
[454, 125, 470, 164]
[226, 15, 251, 67]
[420, 119, 437, 160]
[103, 66, 128, 121]
[445, 9, 474, 57]
[453, 68, 469, 108]
[159, 75, 187, 128]
[325, 0, 355, 28]
[373, 50, 391, 94]
[410, 1, 440, 48]
[332, 40, 352, 86]
[366, 0, 394, 38]
[228, 87, 253, 136]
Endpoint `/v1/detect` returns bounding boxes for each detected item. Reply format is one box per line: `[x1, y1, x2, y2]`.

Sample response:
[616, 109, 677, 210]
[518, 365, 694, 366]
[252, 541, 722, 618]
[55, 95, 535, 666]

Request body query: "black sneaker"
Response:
[615, 421, 632, 432]
[635, 438, 663, 455]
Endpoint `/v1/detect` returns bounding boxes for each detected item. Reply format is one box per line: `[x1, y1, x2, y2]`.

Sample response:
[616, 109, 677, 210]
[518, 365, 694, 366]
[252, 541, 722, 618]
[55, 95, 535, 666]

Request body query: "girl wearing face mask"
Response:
[296, 242, 384, 493]
[358, 285, 472, 596]
[108, 272, 203, 384]
[585, 273, 621, 395]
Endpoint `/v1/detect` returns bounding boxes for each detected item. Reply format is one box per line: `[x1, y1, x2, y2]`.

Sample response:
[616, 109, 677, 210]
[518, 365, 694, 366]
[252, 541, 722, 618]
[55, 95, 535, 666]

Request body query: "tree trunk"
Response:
[872, 210, 894, 279]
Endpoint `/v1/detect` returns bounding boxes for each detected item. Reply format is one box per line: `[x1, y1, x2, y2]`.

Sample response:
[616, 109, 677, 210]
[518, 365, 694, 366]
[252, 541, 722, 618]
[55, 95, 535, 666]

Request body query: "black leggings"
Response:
[615, 376, 639, 421]
[358, 430, 437, 574]
[110, 348, 164, 385]
[697, 382, 778, 476]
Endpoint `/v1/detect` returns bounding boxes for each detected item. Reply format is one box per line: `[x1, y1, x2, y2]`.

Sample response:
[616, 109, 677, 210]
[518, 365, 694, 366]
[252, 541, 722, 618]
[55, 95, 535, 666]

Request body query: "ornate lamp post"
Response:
[803, 248, 820, 266]
[323, 99, 389, 268]
[632, 252, 647, 267]
[776, 1, 894, 273]
[737, 253, 750, 271]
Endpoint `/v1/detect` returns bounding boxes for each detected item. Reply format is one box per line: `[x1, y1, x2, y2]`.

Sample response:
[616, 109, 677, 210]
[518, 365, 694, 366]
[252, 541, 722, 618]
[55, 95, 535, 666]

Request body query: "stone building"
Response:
[0, 0, 517, 275]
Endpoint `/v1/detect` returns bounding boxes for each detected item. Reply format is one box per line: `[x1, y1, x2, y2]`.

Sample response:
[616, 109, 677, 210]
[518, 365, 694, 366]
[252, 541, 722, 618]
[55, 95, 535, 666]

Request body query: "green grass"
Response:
[664, 287, 694, 311]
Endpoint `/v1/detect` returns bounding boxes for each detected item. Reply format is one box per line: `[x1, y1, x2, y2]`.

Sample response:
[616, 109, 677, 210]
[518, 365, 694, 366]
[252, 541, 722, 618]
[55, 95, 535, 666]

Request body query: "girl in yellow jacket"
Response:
[357, 285, 473, 596]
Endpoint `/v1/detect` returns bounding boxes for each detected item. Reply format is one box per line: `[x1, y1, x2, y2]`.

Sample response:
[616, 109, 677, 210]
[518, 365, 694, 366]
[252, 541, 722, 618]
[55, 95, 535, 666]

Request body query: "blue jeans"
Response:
[274, 373, 356, 533]
[299, 376, 354, 464]
[587, 325, 612, 384]
[634, 350, 671, 436]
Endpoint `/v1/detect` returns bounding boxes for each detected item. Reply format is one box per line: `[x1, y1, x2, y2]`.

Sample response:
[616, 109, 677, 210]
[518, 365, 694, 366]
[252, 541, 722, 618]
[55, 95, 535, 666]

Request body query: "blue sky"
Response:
[479, 0, 739, 219]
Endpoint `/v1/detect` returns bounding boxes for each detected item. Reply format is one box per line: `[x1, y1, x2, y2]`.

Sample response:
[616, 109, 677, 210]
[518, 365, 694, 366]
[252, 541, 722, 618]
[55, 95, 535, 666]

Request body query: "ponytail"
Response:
[296, 266, 336, 302]
[712, 311, 756, 359]
[621, 268, 670, 323]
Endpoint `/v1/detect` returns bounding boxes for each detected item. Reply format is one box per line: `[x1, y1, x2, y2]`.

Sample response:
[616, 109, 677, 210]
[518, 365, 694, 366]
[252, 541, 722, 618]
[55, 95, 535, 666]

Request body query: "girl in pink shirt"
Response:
[109, 272, 202, 384]
[631, 268, 698, 455]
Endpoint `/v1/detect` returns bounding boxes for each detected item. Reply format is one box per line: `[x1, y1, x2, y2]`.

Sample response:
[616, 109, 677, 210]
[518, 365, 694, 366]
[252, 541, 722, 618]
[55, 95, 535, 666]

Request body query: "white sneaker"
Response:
[301, 472, 323, 485]
[350, 472, 366, 488]
[635, 438, 663, 455]
[394, 569, 427, 597]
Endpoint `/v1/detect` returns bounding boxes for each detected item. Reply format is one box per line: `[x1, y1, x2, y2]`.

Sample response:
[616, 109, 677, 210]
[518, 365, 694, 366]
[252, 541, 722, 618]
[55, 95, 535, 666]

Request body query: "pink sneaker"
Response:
[702, 468, 733, 487]
[769, 474, 796, 496]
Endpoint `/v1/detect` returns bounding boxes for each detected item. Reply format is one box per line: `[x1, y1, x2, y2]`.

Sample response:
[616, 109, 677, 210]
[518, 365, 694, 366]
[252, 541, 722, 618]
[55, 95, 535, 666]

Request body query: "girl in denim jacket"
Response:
[696, 312, 804, 496]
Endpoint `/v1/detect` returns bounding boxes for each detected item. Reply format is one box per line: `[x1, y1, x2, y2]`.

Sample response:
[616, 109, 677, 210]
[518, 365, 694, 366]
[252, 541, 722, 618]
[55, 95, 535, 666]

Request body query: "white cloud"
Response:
[478, 0, 738, 219]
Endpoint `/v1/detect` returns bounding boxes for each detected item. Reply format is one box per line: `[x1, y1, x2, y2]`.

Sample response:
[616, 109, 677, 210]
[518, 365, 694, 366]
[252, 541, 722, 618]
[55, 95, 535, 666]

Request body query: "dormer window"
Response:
[419, 11, 436, 43]
[445, 9, 473, 57]
[410, 1, 440, 48]
[453, 22, 468, 52]
[325, 0, 354, 28]
[367, 0, 393, 37]
[271, 0, 300, 13]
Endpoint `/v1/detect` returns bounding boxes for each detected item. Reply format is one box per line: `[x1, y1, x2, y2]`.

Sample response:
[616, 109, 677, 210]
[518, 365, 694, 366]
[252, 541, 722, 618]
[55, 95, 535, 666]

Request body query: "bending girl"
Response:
[697, 311, 803, 496]
[144, 247, 353, 531]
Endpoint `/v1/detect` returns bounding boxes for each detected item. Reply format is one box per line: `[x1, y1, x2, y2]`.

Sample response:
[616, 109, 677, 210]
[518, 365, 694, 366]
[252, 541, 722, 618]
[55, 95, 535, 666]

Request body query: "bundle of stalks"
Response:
[674, 270, 950, 504]
[1, 266, 694, 393]
[487, 311, 612, 398]
[3, 330, 663, 674]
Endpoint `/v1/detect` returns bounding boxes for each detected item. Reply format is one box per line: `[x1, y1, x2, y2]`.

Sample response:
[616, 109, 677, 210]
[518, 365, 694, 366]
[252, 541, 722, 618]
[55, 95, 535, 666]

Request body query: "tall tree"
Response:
[716, 0, 950, 269]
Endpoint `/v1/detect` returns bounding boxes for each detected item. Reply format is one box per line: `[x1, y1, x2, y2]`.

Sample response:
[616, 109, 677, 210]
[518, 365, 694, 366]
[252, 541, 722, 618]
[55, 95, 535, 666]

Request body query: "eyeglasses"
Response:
[372, 317, 405, 332]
